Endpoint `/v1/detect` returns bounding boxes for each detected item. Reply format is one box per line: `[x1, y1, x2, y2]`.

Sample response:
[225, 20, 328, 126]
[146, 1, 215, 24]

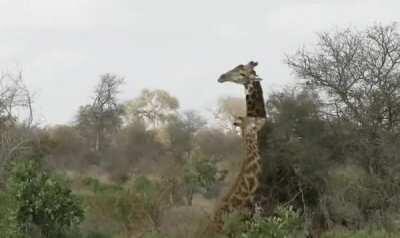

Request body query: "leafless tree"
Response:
[0, 68, 34, 184]
[288, 23, 400, 130]
[76, 73, 124, 152]
[287, 22, 400, 175]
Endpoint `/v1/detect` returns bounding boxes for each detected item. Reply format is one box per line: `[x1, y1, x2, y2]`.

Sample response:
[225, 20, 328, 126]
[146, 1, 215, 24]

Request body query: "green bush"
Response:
[82, 176, 171, 237]
[81, 193, 121, 237]
[223, 206, 304, 238]
[82, 176, 122, 194]
[183, 151, 217, 204]
[133, 176, 159, 197]
[6, 159, 85, 237]
[0, 192, 22, 238]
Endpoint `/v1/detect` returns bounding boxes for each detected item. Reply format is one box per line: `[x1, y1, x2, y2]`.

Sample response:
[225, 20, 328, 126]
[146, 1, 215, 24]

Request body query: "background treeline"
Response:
[2, 23, 400, 238]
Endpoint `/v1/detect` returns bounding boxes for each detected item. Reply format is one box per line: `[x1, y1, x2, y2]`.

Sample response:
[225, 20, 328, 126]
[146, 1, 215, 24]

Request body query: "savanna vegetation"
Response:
[2, 23, 400, 238]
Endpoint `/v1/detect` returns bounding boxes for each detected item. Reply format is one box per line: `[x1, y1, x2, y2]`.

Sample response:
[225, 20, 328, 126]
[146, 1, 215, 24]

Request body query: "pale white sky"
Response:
[0, 0, 398, 124]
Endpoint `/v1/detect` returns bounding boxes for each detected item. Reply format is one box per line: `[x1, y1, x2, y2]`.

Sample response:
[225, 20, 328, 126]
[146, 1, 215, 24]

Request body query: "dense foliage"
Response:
[2, 159, 84, 237]
[256, 23, 400, 234]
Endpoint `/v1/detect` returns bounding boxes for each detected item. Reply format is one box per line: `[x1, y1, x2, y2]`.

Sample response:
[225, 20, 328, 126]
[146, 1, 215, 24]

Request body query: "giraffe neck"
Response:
[212, 117, 265, 231]
[245, 81, 266, 118]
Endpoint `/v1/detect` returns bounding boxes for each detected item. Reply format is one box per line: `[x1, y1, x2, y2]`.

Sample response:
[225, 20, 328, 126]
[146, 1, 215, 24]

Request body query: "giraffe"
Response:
[210, 61, 267, 232]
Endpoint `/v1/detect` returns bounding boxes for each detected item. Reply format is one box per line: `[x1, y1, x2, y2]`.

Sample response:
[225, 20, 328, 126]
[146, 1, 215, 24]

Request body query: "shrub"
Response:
[6, 159, 85, 237]
[82, 176, 122, 194]
[83, 176, 172, 237]
[223, 206, 304, 238]
[0, 192, 21, 238]
[183, 151, 217, 204]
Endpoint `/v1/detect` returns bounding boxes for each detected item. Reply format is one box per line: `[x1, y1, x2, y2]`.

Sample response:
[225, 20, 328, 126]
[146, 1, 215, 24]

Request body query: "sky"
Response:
[0, 0, 399, 125]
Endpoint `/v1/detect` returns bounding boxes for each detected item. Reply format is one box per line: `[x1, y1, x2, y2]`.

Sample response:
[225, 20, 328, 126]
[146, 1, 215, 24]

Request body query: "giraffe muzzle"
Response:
[217, 74, 227, 83]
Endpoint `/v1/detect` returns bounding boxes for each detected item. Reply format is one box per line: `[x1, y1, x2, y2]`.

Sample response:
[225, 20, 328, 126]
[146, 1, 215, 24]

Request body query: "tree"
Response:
[42, 125, 90, 170]
[0, 69, 33, 127]
[0, 68, 34, 185]
[125, 89, 179, 128]
[258, 89, 329, 209]
[287, 23, 400, 175]
[183, 151, 217, 205]
[276, 23, 400, 230]
[194, 128, 241, 161]
[256, 88, 375, 231]
[214, 96, 245, 133]
[106, 120, 165, 182]
[76, 73, 124, 152]
[114, 120, 164, 162]
[47, 125, 86, 156]
[164, 110, 206, 161]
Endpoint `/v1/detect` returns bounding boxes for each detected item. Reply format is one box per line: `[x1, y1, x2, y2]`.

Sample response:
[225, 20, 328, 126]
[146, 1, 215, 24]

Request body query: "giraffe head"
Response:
[217, 61, 262, 85]
[218, 61, 266, 118]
